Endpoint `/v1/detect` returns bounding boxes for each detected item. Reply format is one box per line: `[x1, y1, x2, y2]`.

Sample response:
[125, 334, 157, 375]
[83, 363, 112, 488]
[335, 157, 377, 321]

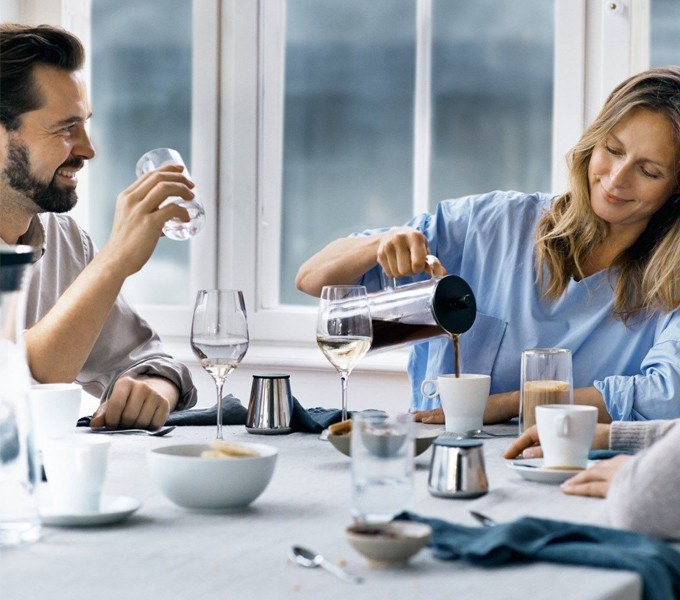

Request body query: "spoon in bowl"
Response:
[289, 545, 364, 584]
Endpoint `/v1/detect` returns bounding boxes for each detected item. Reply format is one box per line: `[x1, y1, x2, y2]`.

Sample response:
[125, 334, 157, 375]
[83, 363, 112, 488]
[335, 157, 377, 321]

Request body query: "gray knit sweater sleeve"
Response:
[606, 420, 680, 538]
[609, 420, 679, 451]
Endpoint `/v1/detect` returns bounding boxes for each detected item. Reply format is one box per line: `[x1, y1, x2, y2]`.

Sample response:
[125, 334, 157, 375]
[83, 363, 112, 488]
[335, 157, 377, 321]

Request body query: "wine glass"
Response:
[191, 290, 249, 439]
[316, 285, 372, 421]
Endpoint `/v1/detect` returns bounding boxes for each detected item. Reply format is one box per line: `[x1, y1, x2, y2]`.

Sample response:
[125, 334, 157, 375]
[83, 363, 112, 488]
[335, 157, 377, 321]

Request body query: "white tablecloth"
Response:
[0, 424, 642, 600]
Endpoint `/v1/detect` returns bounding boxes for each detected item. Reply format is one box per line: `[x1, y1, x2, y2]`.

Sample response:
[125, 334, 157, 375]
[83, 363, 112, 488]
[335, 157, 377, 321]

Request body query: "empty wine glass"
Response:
[191, 290, 249, 439]
[316, 285, 372, 421]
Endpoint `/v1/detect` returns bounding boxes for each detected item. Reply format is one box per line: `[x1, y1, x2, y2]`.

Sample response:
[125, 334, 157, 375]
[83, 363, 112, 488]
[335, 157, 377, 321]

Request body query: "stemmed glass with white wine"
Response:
[191, 290, 249, 439]
[316, 285, 373, 421]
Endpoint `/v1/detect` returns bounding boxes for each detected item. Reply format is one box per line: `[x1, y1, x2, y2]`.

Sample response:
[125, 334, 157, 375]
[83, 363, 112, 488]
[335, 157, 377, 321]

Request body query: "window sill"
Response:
[163, 338, 409, 374]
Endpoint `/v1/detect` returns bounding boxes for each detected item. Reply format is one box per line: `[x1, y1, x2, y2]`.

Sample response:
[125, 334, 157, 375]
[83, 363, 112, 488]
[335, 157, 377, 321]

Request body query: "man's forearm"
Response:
[24, 250, 127, 383]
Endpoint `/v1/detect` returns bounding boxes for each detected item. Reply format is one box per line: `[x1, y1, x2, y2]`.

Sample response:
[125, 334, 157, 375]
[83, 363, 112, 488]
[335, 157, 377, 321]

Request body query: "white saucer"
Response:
[40, 494, 141, 527]
[505, 458, 596, 484]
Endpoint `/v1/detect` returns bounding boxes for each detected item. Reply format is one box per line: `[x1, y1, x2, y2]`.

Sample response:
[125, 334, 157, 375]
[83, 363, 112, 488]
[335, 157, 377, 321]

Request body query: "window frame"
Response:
[15, 0, 652, 367]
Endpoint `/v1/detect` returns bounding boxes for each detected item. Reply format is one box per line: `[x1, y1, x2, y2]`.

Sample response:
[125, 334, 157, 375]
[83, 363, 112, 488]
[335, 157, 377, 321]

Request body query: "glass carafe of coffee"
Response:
[368, 255, 477, 353]
[0, 244, 40, 546]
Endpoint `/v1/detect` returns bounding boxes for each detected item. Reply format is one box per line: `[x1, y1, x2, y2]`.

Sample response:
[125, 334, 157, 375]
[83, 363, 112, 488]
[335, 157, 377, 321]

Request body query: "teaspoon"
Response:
[469, 510, 498, 528]
[289, 545, 364, 584]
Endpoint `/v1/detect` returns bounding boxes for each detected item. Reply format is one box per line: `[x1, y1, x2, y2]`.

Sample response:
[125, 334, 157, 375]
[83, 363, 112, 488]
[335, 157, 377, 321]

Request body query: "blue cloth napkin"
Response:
[77, 395, 347, 433]
[396, 512, 680, 600]
[588, 449, 635, 460]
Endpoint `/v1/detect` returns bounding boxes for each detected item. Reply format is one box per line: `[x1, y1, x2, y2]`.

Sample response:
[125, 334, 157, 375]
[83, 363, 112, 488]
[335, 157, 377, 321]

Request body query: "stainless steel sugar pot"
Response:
[427, 437, 488, 499]
[246, 373, 293, 435]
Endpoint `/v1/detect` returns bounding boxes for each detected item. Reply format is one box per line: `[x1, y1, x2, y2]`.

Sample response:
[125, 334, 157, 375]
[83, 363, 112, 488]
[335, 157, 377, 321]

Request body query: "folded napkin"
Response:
[166, 395, 248, 426]
[396, 512, 680, 600]
[77, 394, 352, 433]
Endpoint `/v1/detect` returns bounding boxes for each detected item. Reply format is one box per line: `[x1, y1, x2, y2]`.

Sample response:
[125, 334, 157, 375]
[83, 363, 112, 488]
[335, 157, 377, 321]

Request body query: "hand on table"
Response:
[413, 391, 519, 425]
[90, 375, 179, 430]
[412, 407, 444, 424]
[560, 455, 632, 498]
[503, 423, 612, 459]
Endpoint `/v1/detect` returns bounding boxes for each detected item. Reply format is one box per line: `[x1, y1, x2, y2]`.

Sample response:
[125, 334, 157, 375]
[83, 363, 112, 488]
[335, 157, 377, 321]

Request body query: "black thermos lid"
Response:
[431, 275, 477, 334]
[0, 245, 35, 292]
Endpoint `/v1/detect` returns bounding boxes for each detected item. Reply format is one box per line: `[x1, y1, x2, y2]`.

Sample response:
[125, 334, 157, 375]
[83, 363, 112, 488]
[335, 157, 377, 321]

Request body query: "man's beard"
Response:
[3, 138, 81, 213]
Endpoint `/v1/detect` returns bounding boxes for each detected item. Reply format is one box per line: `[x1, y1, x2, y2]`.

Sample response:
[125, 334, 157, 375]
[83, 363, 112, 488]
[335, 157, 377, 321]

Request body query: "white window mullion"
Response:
[585, 0, 647, 126]
[413, 0, 432, 215]
[258, 0, 286, 311]
[191, 0, 220, 295]
[219, 0, 259, 314]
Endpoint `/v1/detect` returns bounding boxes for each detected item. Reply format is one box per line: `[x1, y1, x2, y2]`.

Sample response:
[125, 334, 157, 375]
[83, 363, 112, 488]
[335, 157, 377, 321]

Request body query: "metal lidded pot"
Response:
[246, 373, 294, 435]
[427, 437, 488, 499]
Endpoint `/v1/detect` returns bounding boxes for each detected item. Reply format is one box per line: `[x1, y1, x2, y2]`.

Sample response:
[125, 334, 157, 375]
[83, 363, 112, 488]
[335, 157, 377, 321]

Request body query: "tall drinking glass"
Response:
[316, 286, 372, 421]
[136, 147, 206, 240]
[191, 290, 249, 439]
[519, 348, 573, 433]
[351, 413, 414, 523]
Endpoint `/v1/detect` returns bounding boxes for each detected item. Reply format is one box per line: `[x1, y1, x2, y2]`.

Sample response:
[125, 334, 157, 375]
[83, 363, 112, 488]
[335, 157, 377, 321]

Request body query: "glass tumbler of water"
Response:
[351, 413, 415, 524]
[135, 148, 206, 240]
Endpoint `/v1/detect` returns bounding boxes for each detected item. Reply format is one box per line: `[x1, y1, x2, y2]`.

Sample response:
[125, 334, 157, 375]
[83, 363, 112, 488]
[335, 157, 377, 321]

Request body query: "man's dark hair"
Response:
[0, 24, 85, 130]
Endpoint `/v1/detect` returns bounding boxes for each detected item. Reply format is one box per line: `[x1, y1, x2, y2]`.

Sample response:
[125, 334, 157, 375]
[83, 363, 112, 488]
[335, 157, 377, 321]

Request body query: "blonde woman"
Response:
[296, 67, 680, 423]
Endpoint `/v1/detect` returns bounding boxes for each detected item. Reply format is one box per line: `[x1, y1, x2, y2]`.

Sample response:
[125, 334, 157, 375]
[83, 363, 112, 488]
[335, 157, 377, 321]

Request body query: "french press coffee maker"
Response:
[367, 255, 477, 353]
[0, 244, 40, 546]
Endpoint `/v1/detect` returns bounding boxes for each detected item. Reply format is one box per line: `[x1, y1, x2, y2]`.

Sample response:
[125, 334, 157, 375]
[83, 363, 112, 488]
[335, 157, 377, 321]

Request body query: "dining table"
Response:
[0, 422, 643, 600]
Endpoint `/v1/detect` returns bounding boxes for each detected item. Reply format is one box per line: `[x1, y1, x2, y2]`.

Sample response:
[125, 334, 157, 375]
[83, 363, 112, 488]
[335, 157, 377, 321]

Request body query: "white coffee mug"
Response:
[421, 374, 491, 434]
[42, 436, 110, 514]
[28, 383, 82, 451]
[535, 404, 597, 469]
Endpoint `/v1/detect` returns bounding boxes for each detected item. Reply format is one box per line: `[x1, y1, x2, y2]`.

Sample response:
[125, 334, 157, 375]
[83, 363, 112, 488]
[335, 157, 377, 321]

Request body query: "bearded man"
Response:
[0, 24, 198, 429]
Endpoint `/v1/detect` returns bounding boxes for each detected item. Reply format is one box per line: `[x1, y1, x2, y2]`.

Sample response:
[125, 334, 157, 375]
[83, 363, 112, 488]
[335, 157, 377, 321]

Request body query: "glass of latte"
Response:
[519, 348, 573, 433]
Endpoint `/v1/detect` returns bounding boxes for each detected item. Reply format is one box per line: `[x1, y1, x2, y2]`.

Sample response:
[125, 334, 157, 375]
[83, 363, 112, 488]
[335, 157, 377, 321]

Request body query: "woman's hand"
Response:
[503, 423, 612, 459]
[504, 425, 542, 459]
[560, 455, 632, 498]
[412, 407, 444, 424]
[414, 390, 520, 425]
[376, 227, 446, 279]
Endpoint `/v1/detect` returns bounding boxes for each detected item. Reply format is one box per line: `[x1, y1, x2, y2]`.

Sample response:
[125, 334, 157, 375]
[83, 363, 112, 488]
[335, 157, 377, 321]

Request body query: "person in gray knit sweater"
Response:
[505, 420, 680, 539]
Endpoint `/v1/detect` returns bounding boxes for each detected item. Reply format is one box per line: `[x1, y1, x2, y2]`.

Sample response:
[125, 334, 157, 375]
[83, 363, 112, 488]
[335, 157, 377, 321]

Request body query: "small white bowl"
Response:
[147, 442, 278, 510]
[346, 521, 432, 566]
[327, 431, 439, 458]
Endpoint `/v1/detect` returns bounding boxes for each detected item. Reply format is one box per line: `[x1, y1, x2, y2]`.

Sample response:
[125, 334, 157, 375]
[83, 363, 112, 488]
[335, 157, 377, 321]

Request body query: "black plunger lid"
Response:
[431, 275, 477, 334]
[0, 245, 35, 292]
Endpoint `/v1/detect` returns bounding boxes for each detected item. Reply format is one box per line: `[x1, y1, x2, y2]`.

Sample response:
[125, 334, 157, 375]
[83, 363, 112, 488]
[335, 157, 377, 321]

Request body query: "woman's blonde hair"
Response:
[536, 66, 680, 322]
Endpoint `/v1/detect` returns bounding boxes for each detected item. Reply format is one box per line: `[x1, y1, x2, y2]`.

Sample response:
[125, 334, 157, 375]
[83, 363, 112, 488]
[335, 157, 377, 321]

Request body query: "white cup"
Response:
[28, 383, 82, 451]
[535, 405, 597, 469]
[42, 436, 110, 514]
[420, 374, 491, 435]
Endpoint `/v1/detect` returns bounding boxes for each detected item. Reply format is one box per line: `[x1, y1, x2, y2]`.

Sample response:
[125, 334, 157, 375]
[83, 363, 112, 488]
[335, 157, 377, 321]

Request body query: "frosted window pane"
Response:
[280, 0, 416, 306]
[89, 0, 192, 305]
[430, 0, 554, 207]
[650, 0, 680, 67]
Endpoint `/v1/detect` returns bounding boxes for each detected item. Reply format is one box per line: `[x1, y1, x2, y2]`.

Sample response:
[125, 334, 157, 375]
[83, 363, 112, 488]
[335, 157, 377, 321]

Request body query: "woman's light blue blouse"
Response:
[356, 190, 680, 420]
